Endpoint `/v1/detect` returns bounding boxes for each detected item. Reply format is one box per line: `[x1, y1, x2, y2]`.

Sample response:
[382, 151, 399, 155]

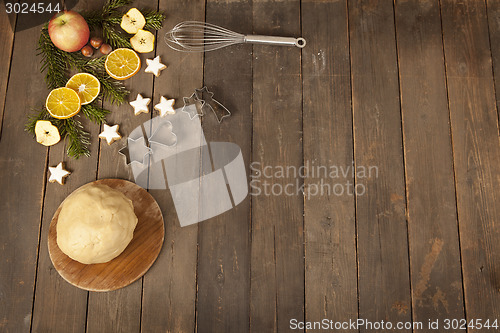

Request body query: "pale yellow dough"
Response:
[57, 184, 138, 264]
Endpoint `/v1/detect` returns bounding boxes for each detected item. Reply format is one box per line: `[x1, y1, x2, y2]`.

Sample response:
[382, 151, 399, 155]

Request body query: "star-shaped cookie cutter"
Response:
[118, 136, 152, 166]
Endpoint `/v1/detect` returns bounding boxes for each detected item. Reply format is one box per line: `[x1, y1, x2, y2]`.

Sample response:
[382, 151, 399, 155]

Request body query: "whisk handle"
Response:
[244, 35, 306, 48]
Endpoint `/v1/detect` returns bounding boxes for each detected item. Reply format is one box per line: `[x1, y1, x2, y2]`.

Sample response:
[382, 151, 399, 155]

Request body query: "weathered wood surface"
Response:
[441, 0, 500, 329]
[0, 0, 499, 332]
[250, 0, 304, 331]
[487, 0, 500, 124]
[195, 0, 253, 331]
[349, 0, 412, 330]
[140, 0, 204, 331]
[0, 10, 53, 333]
[394, 1, 465, 330]
[302, 0, 358, 329]
[0, 9, 15, 136]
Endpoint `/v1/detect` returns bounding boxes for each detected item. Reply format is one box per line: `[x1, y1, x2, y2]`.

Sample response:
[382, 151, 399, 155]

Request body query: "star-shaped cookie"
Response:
[48, 162, 70, 185]
[99, 124, 121, 145]
[154, 96, 176, 117]
[145, 56, 167, 77]
[130, 93, 151, 115]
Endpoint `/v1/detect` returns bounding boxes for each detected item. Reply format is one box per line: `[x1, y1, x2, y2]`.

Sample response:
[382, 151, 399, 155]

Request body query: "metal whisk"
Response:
[164, 21, 306, 52]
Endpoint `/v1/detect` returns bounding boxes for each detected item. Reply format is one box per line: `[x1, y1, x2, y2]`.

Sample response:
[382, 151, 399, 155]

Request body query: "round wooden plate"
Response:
[48, 179, 164, 292]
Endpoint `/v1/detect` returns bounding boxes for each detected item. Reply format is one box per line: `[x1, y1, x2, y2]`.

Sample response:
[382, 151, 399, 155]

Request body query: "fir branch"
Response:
[144, 11, 166, 31]
[102, 0, 133, 15]
[100, 76, 130, 104]
[106, 15, 122, 26]
[83, 0, 132, 35]
[81, 103, 109, 124]
[63, 117, 91, 158]
[103, 21, 132, 49]
[82, 10, 104, 31]
[38, 25, 69, 89]
[25, 107, 51, 135]
[82, 0, 133, 48]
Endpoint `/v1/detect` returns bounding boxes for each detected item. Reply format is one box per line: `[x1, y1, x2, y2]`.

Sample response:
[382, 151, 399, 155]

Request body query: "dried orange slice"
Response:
[66, 73, 101, 105]
[46, 87, 81, 119]
[105, 48, 141, 80]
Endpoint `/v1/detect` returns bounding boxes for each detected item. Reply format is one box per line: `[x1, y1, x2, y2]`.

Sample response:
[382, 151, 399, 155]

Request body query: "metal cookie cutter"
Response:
[195, 87, 231, 123]
[118, 135, 152, 184]
[182, 86, 231, 123]
[149, 120, 178, 151]
[182, 92, 205, 119]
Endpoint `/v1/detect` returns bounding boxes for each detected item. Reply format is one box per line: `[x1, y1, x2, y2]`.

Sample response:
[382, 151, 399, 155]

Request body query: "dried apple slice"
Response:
[120, 8, 146, 34]
[130, 29, 155, 53]
[35, 120, 61, 146]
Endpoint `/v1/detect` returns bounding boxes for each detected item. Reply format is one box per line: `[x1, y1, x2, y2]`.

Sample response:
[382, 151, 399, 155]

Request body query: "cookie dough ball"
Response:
[57, 184, 138, 264]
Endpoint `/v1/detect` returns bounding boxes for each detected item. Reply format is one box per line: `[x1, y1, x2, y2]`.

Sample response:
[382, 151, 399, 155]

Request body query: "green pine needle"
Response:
[25, 107, 51, 134]
[102, 21, 132, 49]
[64, 117, 91, 158]
[144, 11, 166, 31]
[81, 103, 110, 124]
[103, 0, 133, 14]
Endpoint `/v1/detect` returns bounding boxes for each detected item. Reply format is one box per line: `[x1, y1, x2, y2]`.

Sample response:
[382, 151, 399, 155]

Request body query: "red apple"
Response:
[48, 10, 90, 53]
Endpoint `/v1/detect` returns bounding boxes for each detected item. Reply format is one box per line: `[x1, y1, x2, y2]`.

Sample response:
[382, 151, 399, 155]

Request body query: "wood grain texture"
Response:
[486, 0, 500, 124]
[86, 1, 157, 332]
[440, 0, 500, 327]
[31, 122, 99, 332]
[0, 15, 52, 333]
[195, 0, 253, 332]
[302, 0, 358, 328]
[250, 0, 304, 331]
[0, 9, 15, 137]
[140, 0, 204, 331]
[47, 179, 164, 291]
[348, 0, 412, 329]
[29, 2, 104, 331]
[394, 0, 466, 329]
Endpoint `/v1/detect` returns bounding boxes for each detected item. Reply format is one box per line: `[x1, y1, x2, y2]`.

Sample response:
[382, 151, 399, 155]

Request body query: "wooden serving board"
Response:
[48, 179, 165, 292]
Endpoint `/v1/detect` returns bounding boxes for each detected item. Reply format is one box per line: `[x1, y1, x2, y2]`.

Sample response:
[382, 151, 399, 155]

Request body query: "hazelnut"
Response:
[100, 43, 113, 55]
[90, 36, 104, 49]
[81, 45, 93, 57]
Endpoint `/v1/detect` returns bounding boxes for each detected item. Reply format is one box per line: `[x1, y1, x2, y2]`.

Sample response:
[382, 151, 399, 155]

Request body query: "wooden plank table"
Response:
[1, 0, 499, 332]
